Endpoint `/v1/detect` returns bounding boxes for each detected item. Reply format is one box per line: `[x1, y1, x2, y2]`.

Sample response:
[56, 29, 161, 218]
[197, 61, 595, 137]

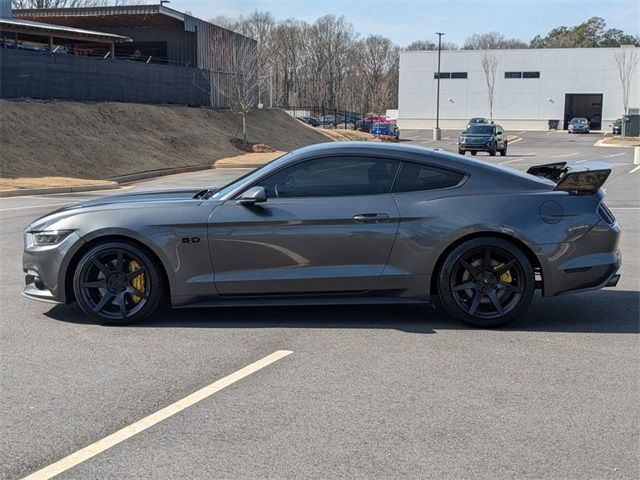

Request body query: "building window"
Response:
[523, 71, 540, 78]
[434, 72, 467, 79]
[505, 72, 522, 79]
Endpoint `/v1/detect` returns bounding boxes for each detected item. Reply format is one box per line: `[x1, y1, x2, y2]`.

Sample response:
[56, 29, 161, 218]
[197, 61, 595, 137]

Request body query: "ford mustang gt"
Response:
[23, 142, 621, 327]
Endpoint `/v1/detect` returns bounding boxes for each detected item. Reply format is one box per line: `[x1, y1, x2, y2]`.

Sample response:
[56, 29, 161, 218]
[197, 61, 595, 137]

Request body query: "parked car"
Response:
[458, 123, 507, 156]
[568, 117, 590, 134]
[356, 119, 374, 133]
[22, 142, 620, 328]
[318, 115, 343, 127]
[371, 122, 400, 140]
[612, 118, 622, 135]
[467, 117, 490, 128]
[345, 113, 361, 124]
[295, 116, 319, 127]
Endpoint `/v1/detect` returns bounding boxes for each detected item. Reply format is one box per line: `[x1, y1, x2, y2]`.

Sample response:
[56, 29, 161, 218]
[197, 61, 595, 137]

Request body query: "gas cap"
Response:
[539, 200, 563, 224]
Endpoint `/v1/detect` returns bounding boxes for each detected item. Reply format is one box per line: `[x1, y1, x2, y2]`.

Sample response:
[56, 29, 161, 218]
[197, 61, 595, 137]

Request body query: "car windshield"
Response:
[466, 125, 494, 134]
[210, 152, 291, 199]
[571, 118, 587, 124]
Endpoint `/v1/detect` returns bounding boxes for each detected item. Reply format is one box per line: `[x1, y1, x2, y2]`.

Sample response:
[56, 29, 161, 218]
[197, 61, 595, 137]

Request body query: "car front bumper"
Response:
[459, 142, 494, 151]
[22, 231, 85, 304]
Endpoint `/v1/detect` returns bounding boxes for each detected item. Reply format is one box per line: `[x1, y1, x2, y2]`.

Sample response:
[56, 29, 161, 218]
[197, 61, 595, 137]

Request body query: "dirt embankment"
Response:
[0, 100, 331, 179]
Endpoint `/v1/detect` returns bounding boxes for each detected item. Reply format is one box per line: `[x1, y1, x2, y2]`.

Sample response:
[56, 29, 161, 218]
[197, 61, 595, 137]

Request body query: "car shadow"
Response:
[44, 289, 639, 335]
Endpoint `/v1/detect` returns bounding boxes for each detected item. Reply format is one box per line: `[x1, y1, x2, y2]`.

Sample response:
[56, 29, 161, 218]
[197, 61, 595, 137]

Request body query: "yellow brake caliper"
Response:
[495, 263, 513, 284]
[129, 260, 145, 303]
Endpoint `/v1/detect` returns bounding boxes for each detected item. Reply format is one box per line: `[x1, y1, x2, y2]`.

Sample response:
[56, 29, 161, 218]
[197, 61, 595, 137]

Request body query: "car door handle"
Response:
[353, 213, 390, 223]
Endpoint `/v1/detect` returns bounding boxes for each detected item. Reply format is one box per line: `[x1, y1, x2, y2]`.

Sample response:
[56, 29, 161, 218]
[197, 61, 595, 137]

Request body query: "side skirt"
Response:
[172, 295, 431, 309]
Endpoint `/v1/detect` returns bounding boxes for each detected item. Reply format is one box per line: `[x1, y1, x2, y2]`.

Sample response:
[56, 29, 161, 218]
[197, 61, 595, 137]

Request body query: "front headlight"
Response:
[26, 230, 74, 247]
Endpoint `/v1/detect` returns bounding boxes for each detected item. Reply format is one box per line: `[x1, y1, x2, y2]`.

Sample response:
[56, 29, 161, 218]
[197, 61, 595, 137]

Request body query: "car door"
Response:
[208, 155, 401, 296]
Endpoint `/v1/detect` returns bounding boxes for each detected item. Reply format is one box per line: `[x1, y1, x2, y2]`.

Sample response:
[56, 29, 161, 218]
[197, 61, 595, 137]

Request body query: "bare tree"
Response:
[201, 35, 261, 146]
[463, 32, 528, 49]
[480, 53, 498, 121]
[614, 49, 638, 115]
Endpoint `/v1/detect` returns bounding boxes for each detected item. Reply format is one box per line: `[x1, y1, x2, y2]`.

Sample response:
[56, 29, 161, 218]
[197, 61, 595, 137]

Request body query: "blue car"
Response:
[371, 122, 399, 140]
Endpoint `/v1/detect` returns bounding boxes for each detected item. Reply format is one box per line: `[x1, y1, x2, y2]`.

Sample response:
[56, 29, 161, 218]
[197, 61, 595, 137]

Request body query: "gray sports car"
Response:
[23, 142, 621, 327]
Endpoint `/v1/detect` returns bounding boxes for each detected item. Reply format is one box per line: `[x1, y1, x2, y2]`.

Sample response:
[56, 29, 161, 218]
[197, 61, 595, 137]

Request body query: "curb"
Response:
[0, 182, 119, 198]
[0, 162, 255, 198]
[593, 138, 639, 148]
[212, 162, 264, 169]
[109, 164, 213, 184]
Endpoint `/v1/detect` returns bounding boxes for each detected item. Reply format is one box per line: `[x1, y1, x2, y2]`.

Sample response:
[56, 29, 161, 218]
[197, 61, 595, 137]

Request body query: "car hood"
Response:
[29, 188, 213, 230]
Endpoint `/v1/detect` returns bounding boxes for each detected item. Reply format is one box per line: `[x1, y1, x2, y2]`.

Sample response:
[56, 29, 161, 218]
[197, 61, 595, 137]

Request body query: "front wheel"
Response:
[489, 143, 497, 156]
[73, 241, 164, 325]
[458, 149, 465, 155]
[470, 151, 477, 156]
[437, 237, 535, 327]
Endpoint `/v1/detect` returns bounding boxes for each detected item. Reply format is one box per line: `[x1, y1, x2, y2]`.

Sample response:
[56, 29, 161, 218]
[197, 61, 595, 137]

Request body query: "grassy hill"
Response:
[0, 100, 330, 179]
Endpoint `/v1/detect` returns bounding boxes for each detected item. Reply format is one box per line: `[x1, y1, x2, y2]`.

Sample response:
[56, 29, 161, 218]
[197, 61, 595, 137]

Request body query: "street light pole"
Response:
[434, 32, 445, 140]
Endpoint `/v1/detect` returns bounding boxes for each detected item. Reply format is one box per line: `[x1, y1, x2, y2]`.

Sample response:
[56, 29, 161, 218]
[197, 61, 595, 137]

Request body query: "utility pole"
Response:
[434, 32, 445, 140]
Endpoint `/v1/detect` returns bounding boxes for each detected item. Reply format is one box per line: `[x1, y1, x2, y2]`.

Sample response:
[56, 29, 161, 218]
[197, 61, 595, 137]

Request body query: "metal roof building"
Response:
[13, 4, 255, 69]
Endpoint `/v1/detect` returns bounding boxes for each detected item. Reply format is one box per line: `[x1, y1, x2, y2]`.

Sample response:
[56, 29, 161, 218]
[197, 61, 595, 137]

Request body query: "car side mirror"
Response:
[236, 186, 267, 206]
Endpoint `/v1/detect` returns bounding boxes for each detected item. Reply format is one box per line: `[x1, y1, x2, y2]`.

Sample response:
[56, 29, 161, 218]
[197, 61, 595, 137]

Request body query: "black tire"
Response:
[73, 241, 164, 325]
[489, 143, 497, 156]
[437, 237, 535, 327]
[471, 151, 477, 156]
[458, 149, 465, 155]
[500, 143, 507, 156]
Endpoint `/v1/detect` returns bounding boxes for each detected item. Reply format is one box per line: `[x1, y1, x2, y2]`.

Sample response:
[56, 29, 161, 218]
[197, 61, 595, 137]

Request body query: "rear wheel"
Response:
[73, 241, 163, 325]
[438, 237, 535, 327]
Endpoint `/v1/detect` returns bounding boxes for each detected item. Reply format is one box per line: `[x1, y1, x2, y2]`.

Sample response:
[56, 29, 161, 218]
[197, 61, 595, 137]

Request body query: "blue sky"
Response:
[173, 0, 639, 46]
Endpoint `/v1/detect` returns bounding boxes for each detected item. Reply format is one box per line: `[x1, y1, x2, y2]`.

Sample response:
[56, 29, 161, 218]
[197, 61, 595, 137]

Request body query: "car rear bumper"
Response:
[538, 220, 621, 296]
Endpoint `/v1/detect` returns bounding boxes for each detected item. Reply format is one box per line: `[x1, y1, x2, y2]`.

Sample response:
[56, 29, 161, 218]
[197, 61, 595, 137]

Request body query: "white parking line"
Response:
[508, 137, 523, 144]
[499, 158, 523, 165]
[630, 165, 640, 174]
[0, 202, 72, 212]
[552, 152, 579, 158]
[21, 350, 293, 480]
[605, 152, 626, 158]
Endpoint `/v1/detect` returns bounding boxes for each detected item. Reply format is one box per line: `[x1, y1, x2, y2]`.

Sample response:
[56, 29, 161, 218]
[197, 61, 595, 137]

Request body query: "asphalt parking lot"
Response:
[1, 130, 638, 479]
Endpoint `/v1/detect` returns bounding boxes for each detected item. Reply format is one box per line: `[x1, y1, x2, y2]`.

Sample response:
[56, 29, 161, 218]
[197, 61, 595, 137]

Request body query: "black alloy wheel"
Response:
[438, 237, 535, 327]
[73, 241, 163, 324]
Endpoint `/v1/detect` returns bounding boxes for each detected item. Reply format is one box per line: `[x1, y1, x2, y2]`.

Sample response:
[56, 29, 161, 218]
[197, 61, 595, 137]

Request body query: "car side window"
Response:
[392, 162, 464, 193]
[255, 156, 400, 198]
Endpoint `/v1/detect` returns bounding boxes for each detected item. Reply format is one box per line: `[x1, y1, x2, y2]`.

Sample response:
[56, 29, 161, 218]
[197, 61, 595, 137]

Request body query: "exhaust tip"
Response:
[606, 274, 621, 288]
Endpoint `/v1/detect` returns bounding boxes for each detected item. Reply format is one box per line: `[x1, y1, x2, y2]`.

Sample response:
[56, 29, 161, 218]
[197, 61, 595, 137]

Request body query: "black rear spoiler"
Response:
[526, 161, 612, 194]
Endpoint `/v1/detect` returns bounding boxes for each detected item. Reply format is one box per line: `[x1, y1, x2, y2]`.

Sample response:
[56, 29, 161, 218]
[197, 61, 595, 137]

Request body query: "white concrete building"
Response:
[398, 47, 639, 131]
